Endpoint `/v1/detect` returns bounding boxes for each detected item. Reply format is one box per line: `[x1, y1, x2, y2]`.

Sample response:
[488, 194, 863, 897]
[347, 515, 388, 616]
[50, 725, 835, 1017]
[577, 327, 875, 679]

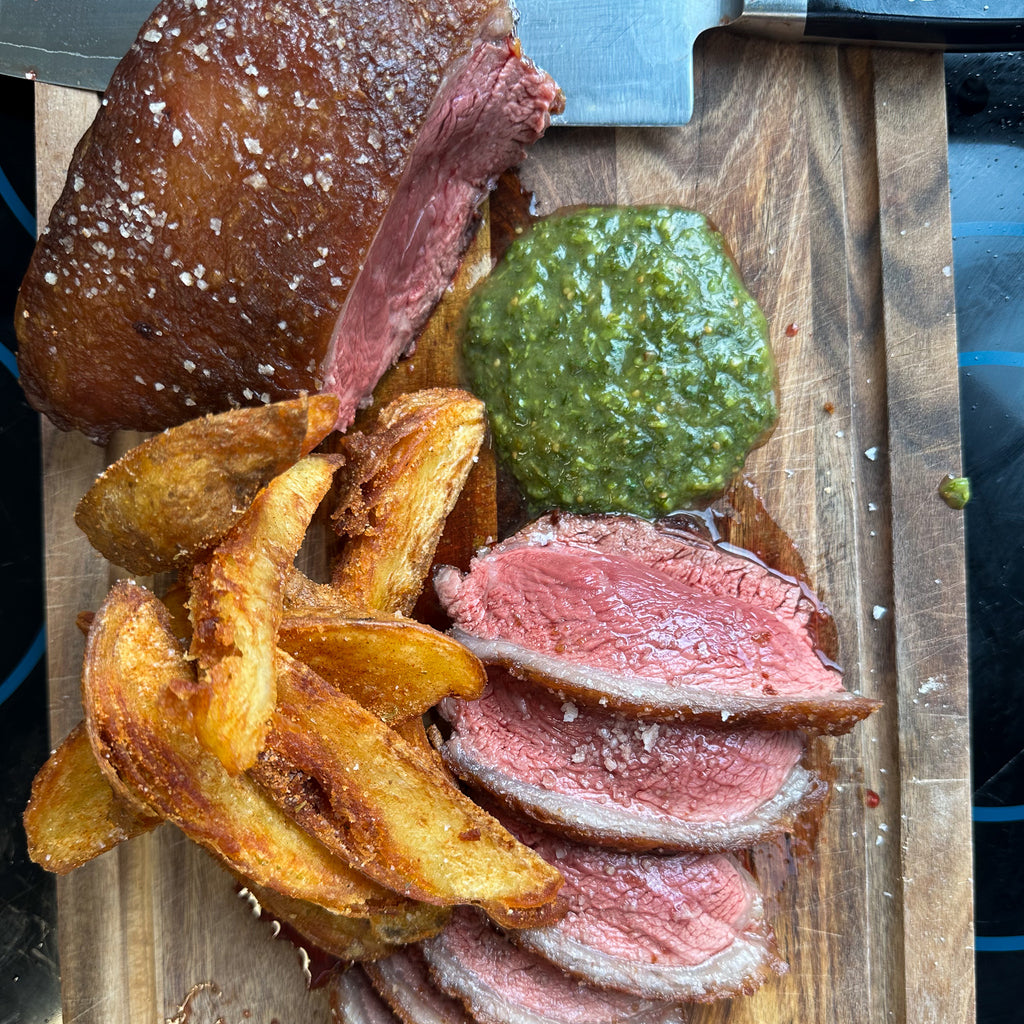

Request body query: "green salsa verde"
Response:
[462, 206, 778, 517]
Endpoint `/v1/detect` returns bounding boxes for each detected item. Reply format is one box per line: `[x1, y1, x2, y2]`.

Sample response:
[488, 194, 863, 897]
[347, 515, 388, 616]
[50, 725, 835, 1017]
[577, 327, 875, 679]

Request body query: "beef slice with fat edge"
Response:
[421, 908, 691, 1024]
[436, 512, 880, 733]
[501, 822, 786, 1003]
[438, 669, 829, 852]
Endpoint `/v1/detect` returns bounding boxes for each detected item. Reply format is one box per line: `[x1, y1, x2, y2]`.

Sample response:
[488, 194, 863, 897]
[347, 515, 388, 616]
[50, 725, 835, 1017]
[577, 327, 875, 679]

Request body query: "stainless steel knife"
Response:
[0, 0, 1021, 125]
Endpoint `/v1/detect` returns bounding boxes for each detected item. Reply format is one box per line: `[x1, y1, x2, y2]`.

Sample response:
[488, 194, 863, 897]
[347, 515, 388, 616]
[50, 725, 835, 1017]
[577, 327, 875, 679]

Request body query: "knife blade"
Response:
[0, 0, 143, 91]
[0, 0, 1021, 125]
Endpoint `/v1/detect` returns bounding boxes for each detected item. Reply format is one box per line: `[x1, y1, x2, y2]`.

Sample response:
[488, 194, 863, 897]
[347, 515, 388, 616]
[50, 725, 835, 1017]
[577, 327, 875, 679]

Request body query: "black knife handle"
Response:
[805, 0, 1024, 49]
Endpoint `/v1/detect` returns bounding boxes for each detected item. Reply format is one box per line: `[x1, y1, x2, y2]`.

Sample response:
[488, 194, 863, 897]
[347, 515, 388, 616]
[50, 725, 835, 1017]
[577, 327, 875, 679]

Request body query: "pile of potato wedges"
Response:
[23, 389, 564, 961]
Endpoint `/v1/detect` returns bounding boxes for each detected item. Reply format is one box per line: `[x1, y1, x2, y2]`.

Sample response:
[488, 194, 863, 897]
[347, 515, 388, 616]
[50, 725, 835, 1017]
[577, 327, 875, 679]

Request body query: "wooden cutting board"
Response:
[33, 32, 973, 1024]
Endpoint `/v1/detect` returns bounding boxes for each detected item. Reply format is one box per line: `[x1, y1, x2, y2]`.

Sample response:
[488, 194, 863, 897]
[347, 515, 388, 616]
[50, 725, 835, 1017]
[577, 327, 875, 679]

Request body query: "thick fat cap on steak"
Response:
[438, 669, 829, 852]
[16, 0, 561, 443]
[435, 513, 880, 734]
[503, 823, 786, 1004]
[421, 907, 690, 1024]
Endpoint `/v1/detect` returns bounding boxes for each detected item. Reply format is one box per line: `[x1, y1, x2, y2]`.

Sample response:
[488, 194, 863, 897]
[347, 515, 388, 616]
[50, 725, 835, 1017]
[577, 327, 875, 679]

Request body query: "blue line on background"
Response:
[0, 159, 40, 709]
[952, 221, 1024, 239]
[0, 343, 18, 378]
[974, 805, 1024, 823]
[0, 161, 35, 237]
[0, 627, 46, 706]
[977, 936, 1024, 953]
[959, 350, 1024, 369]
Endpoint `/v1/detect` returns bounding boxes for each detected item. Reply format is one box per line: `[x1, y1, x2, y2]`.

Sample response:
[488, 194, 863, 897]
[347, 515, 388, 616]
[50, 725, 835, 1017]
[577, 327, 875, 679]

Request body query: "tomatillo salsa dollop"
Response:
[462, 206, 778, 517]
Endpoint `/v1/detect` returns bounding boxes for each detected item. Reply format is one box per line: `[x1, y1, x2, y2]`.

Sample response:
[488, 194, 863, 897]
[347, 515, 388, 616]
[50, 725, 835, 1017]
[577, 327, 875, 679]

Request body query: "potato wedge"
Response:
[277, 608, 485, 724]
[189, 454, 342, 773]
[280, 564, 361, 614]
[239, 878, 450, 962]
[250, 650, 563, 925]
[23, 721, 161, 874]
[82, 580, 407, 916]
[75, 394, 339, 574]
[331, 388, 485, 615]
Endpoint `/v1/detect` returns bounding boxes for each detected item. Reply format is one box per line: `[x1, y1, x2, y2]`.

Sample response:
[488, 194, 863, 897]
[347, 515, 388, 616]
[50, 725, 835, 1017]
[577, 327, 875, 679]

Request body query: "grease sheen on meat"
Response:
[16, 0, 561, 442]
[420, 908, 691, 1024]
[436, 513, 881, 733]
[330, 966, 406, 1024]
[362, 945, 478, 1024]
[438, 669, 829, 852]
[498, 823, 786, 1004]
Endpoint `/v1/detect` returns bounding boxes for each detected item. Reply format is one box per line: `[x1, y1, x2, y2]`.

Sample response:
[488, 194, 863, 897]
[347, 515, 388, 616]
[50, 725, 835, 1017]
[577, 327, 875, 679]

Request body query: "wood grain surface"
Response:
[33, 31, 973, 1024]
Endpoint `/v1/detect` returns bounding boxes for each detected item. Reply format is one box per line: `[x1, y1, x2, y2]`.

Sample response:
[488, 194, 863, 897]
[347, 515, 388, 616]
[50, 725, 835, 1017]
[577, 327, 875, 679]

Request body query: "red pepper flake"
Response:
[822, 401, 835, 415]
[865, 789, 880, 808]
[785, 322, 799, 337]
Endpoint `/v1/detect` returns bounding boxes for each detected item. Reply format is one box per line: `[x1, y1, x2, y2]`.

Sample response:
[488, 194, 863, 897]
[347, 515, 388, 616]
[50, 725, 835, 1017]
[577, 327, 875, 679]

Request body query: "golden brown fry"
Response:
[240, 877, 450, 962]
[23, 721, 161, 874]
[331, 388, 485, 615]
[160, 574, 193, 642]
[277, 608, 485, 724]
[251, 650, 563, 925]
[74, 394, 339, 574]
[280, 564, 361, 614]
[189, 454, 342, 774]
[394, 715, 435, 754]
[82, 580, 408, 916]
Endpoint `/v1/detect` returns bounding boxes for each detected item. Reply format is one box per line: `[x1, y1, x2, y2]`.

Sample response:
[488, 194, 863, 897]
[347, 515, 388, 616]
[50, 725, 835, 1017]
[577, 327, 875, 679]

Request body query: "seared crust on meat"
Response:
[16, 0, 560, 442]
[421, 908, 692, 1024]
[438, 672, 832, 853]
[498, 827, 787, 1005]
[436, 512, 881, 734]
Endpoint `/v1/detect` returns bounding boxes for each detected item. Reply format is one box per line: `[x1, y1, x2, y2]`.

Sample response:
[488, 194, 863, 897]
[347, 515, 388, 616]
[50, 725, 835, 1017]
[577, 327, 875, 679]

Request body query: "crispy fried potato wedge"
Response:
[23, 721, 161, 874]
[331, 388, 485, 615]
[74, 394, 339, 574]
[189, 454, 342, 773]
[277, 608, 485, 724]
[240, 878, 450, 962]
[82, 580, 408, 916]
[280, 564, 361, 614]
[250, 650, 563, 925]
[160, 574, 194, 642]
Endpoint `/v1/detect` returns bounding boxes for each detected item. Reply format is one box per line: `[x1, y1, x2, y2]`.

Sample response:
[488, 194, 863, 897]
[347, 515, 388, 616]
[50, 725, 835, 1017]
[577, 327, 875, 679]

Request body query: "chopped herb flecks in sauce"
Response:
[463, 206, 778, 516]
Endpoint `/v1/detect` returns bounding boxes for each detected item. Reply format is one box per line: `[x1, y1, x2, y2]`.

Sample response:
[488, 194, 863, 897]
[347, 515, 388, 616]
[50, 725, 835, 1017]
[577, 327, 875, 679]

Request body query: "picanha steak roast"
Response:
[437, 669, 830, 852]
[15, 0, 561, 443]
[435, 512, 880, 733]
[489, 820, 786, 1004]
[387, 509, 880, 1018]
[364, 912, 692, 1024]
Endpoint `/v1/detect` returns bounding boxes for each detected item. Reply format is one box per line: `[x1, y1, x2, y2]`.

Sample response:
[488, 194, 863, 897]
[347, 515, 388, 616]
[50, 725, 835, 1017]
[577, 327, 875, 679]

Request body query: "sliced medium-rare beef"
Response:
[438, 669, 829, 852]
[421, 907, 690, 1024]
[17, 0, 561, 443]
[502, 825, 785, 1004]
[330, 966, 405, 1024]
[362, 944, 476, 1024]
[435, 513, 880, 734]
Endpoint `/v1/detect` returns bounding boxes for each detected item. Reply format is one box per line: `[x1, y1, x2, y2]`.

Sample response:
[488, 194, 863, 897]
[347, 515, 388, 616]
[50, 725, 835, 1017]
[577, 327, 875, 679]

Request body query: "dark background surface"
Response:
[947, 50, 1024, 1024]
[1, 51, 1021, 1024]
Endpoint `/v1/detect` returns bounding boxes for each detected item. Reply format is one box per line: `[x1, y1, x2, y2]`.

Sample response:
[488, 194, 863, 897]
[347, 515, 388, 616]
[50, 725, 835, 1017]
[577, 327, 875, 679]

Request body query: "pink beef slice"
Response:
[362, 947, 475, 1024]
[438, 670, 828, 851]
[503, 825, 786, 1004]
[435, 513, 880, 733]
[16, 0, 561, 443]
[421, 907, 690, 1024]
[330, 966, 405, 1024]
